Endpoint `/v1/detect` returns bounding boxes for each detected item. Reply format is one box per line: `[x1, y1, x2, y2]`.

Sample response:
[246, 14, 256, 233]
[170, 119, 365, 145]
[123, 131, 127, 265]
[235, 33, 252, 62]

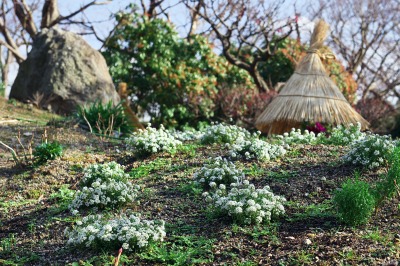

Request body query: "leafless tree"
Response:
[184, 0, 295, 92]
[307, 0, 400, 101]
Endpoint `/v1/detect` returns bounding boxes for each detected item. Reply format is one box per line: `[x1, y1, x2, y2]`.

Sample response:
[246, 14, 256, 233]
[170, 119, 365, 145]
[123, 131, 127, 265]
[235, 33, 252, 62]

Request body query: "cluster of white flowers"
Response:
[228, 134, 286, 161]
[325, 123, 366, 145]
[69, 162, 139, 214]
[200, 123, 251, 144]
[125, 125, 182, 157]
[203, 180, 286, 225]
[65, 212, 166, 251]
[276, 128, 320, 145]
[193, 157, 244, 188]
[80, 161, 130, 186]
[342, 133, 395, 169]
[168, 129, 204, 142]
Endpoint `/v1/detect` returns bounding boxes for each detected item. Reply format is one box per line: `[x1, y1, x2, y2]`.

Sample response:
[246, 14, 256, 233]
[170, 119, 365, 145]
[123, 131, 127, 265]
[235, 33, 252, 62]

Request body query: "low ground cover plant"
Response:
[34, 141, 63, 163]
[65, 212, 166, 251]
[276, 128, 319, 145]
[322, 123, 366, 146]
[193, 157, 244, 189]
[342, 133, 395, 169]
[69, 162, 139, 214]
[204, 180, 286, 225]
[228, 133, 286, 161]
[200, 123, 250, 145]
[125, 125, 182, 157]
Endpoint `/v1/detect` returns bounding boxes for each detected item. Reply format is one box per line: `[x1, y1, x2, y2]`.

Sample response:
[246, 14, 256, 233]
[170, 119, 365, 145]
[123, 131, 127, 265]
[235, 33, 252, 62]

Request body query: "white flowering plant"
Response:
[228, 134, 286, 161]
[65, 212, 166, 251]
[203, 180, 286, 225]
[193, 157, 244, 189]
[125, 125, 182, 157]
[69, 179, 139, 214]
[168, 129, 204, 142]
[69, 162, 139, 214]
[342, 133, 395, 169]
[276, 128, 319, 145]
[322, 123, 366, 146]
[80, 161, 130, 187]
[200, 123, 250, 144]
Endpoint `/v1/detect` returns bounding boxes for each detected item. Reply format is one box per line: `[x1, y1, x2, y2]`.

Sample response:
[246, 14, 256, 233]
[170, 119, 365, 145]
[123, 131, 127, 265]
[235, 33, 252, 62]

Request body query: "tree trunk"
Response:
[40, 0, 60, 29]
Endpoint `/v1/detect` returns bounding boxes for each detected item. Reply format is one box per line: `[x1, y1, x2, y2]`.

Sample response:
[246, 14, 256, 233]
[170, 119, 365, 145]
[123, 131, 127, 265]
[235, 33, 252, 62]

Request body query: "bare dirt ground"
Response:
[0, 97, 399, 265]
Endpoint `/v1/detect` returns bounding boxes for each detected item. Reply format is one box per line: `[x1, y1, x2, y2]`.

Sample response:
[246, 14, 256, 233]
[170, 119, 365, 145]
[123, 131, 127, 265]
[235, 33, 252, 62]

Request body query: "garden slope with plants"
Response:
[1, 99, 400, 265]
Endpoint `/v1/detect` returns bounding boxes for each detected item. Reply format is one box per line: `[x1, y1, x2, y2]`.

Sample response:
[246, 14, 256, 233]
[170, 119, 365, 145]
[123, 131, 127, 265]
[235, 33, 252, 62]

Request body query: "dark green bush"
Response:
[374, 145, 400, 207]
[334, 175, 376, 226]
[76, 101, 133, 137]
[34, 141, 63, 164]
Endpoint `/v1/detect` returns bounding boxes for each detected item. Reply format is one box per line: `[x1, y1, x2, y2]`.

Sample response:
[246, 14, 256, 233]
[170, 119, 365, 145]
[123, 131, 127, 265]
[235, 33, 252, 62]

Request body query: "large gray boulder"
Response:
[10, 28, 119, 114]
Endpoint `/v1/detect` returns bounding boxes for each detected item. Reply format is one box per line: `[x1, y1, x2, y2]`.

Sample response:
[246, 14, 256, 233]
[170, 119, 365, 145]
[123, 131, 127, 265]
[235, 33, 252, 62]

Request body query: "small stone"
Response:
[304, 238, 312, 245]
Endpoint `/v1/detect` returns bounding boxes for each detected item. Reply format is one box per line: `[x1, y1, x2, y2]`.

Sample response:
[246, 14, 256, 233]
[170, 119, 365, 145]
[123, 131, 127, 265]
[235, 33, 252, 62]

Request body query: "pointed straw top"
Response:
[255, 20, 369, 135]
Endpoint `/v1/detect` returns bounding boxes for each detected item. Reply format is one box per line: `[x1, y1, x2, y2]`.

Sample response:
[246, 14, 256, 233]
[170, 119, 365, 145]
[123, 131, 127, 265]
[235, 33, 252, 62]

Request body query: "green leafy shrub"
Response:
[103, 7, 253, 128]
[65, 212, 165, 251]
[69, 162, 139, 214]
[334, 177, 376, 226]
[34, 141, 63, 163]
[193, 157, 244, 189]
[204, 180, 286, 225]
[76, 101, 133, 137]
[342, 133, 395, 169]
[125, 125, 182, 157]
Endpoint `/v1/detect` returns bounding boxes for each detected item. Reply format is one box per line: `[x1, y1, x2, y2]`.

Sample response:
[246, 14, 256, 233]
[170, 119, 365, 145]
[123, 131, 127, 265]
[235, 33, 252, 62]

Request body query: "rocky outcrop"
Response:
[10, 28, 119, 114]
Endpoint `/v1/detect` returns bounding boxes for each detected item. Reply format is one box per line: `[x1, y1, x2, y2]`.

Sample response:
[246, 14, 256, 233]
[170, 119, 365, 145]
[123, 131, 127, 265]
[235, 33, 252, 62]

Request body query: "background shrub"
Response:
[103, 7, 253, 128]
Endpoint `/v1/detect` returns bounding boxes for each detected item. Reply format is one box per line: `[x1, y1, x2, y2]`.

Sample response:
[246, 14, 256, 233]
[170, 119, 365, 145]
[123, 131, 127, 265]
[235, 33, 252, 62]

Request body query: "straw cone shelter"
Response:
[255, 20, 369, 135]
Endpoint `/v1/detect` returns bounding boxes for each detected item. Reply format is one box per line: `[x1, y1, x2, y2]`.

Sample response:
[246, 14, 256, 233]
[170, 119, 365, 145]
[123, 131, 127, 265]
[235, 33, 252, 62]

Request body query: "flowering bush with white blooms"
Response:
[168, 129, 204, 142]
[65, 212, 166, 251]
[228, 134, 286, 161]
[276, 128, 319, 145]
[342, 133, 395, 169]
[69, 162, 139, 214]
[201, 123, 250, 144]
[69, 179, 139, 214]
[125, 125, 182, 157]
[203, 180, 286, 225]
[323, 123, 366, 146]
[193, 157, 244, 189]
[80, 161, 130, 187]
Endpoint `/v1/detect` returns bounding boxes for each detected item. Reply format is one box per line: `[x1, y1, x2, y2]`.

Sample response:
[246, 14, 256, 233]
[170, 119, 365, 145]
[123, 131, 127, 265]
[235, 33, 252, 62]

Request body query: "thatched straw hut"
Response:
[255, 20, 369, 135]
